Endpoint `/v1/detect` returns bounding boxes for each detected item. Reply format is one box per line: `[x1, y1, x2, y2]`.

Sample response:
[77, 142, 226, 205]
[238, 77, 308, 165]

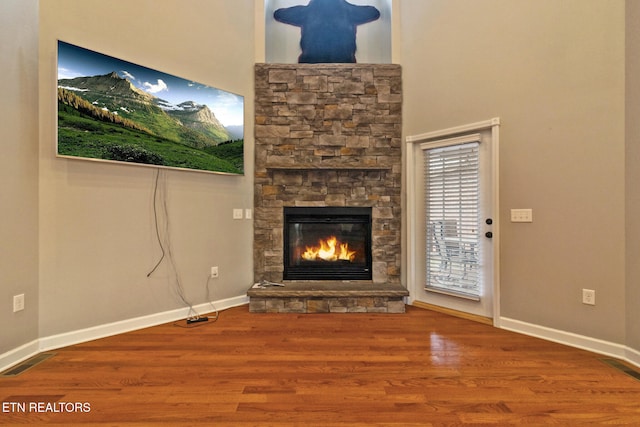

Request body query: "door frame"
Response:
[406, 118, 501, 325]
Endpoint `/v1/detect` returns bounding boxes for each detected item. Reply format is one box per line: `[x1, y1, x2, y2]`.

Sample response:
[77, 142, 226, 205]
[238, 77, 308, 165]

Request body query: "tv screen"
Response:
[57, 40, 244, 175]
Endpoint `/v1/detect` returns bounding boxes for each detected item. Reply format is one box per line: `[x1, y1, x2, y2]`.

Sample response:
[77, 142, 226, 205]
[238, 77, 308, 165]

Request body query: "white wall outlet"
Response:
[511, 208, 533, 223]
[582, 289, 595, 305]
[233, 208, 243, 219]
[210, 266, 219, 278]
[13, 294, 25, 312]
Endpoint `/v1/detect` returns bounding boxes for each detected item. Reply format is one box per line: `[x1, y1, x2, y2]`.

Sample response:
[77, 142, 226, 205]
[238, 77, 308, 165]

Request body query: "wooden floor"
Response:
[1, 305, 640, 426]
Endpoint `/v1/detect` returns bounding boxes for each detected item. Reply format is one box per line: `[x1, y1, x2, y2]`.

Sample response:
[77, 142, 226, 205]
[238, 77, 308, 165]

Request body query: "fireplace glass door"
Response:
[283, 207, 372, 280]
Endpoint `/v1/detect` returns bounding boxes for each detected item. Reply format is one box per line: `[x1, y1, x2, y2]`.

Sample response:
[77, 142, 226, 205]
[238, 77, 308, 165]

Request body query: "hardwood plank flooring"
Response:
[1, 305, 639, 425]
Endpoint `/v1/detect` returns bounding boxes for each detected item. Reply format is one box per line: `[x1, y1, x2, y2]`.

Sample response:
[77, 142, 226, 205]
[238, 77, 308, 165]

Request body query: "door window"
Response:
[424, 141, 480, 299]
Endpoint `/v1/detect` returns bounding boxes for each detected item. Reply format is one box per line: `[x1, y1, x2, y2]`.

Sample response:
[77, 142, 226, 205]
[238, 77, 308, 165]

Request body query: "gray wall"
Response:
[38, 0, 255, 337]
[626, 1, 640, 352]
[0, 0, 40, 355]
[400, 0, 627, 343]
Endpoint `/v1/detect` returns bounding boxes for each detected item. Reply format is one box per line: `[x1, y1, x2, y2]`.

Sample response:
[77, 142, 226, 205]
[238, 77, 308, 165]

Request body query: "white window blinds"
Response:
[424, 141, 481, 299]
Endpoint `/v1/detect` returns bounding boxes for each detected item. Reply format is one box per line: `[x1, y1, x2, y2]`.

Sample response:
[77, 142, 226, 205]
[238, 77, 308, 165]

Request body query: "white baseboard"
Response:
[0, 339, 40, 375]
[500, 316, 639, 369]
[0, 295, 249, 373]
[626, 346, 640, 368]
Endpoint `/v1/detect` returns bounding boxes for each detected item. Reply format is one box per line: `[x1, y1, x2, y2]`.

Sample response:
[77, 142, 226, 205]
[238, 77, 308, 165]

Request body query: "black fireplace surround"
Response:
[283, 207, 373, 281]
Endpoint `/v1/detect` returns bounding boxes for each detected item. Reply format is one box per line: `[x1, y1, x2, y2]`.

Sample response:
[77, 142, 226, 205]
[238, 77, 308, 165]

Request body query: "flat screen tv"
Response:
[57, 40, 244, 175]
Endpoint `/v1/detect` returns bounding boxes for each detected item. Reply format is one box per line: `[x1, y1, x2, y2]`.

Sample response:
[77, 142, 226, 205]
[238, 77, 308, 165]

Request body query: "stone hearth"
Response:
[248, 282, 407, 313]
[252, 63, 406, 312]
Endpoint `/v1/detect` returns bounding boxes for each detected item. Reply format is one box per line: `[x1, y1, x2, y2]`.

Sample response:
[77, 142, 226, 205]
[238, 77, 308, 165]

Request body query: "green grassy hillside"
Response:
[58, 103, 243, 174]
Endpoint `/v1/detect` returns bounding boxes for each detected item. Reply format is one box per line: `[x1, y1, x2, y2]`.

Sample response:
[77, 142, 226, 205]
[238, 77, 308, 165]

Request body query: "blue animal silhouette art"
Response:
[274, 0, 380, 63]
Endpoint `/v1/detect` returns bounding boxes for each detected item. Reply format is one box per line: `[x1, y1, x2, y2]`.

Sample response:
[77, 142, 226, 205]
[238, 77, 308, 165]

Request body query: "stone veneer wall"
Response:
[254, 63, 402, 285]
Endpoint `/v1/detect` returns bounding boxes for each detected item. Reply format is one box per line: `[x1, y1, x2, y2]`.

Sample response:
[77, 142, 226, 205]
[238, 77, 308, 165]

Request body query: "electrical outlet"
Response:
[582, 289, 595, 305]
[210, 266, 219, 278]
[511, 208, 533, 223]
[13, 294, 25, 312]
[233, 209, 243, 220]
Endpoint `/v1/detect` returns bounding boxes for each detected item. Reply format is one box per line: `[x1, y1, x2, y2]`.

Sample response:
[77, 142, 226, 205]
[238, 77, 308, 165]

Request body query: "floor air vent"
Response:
[601, 358, 640, 382]
[1, 353, 55, 377]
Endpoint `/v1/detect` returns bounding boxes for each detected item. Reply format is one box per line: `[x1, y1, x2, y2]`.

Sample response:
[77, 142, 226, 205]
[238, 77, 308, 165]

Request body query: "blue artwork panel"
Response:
[274, 0, 380, 63]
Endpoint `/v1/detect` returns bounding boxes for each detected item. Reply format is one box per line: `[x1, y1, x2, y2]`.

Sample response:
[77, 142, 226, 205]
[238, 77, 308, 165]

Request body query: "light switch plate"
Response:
[13, 294, 24, 312]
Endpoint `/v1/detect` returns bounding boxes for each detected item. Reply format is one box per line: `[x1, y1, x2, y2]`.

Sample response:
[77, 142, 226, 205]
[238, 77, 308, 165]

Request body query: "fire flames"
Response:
[302, 236, 357, 262]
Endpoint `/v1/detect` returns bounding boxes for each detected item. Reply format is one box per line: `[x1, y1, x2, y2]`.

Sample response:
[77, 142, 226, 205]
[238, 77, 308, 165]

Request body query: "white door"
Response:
[406, 119, 499, 321]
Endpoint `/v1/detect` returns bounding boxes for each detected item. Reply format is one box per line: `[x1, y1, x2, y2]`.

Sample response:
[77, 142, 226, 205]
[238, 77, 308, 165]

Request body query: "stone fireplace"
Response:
[250, 63, 407, 313]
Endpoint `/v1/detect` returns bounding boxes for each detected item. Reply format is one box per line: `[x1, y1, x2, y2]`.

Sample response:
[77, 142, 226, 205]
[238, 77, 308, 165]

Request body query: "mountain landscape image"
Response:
[57, 41, 244, 174]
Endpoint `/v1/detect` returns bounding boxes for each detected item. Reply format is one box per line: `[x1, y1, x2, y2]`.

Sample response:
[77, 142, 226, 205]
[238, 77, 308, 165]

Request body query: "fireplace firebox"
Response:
[283, 207, 373, 281]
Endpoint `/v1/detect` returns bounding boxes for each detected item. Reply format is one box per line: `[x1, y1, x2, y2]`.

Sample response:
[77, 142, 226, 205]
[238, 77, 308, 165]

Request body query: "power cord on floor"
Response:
[172, 274, 221, 328]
